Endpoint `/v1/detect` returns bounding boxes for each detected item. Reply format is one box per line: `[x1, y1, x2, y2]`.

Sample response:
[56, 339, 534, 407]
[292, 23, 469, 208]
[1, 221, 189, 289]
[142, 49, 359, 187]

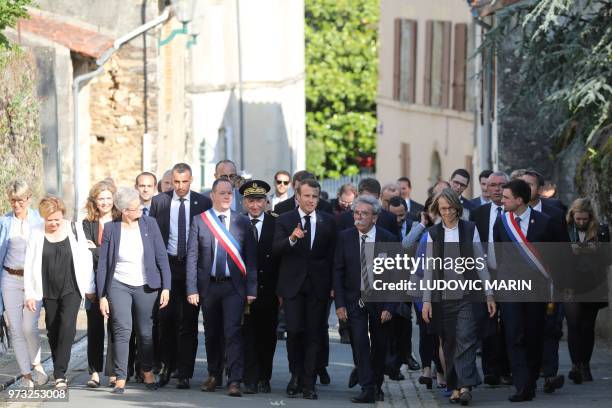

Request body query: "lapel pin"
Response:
[530, 219, 534, 224]
[194, 201, 198, 205]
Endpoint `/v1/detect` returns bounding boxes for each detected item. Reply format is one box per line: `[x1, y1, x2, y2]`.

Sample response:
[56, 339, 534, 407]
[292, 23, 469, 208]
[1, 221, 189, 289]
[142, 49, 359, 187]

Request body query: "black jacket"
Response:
[273, 195, 333, 215]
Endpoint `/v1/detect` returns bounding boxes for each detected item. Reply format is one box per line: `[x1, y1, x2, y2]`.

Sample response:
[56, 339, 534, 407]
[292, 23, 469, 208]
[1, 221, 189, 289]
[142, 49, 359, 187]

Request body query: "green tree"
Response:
[479, 0, 611, 217]
[305, 0, 378, 179]
[0, 0, 31, 47]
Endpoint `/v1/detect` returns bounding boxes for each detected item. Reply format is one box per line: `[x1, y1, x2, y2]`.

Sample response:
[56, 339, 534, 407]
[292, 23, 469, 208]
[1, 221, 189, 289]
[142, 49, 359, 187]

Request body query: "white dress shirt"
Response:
[114, 227, 146, 286]
[249, 212, 264, 242]
[532, 200, 543, 213]
[359, 225, 376, 290]
[404, 198, 411, 213]
[289, 208, 316, 248]
[514, 207, 531, 236]
[211, 208, 231, 277]
[487, 203, 504, 270]
[168, 191, 191, 256]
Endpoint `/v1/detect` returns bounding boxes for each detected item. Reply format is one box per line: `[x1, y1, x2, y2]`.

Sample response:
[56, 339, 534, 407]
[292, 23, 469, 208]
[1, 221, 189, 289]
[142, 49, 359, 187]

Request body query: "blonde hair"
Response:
[84, 181, 121, 222]
[430, 188, 463, 218]
[38, 196, 66, 218]
[567, 198, 599, 241]
[6, 180, 32, 200]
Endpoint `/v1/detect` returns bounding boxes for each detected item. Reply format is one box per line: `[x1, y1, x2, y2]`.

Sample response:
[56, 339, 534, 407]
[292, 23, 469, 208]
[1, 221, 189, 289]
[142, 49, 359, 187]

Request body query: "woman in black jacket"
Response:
[82, 181, 121, 388]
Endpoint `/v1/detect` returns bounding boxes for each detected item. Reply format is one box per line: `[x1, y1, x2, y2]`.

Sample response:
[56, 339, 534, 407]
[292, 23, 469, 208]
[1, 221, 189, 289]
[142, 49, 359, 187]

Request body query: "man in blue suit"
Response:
[493, 179, 556, 402]
[334, 195, 395, 403]
[186, 178, 257, 397]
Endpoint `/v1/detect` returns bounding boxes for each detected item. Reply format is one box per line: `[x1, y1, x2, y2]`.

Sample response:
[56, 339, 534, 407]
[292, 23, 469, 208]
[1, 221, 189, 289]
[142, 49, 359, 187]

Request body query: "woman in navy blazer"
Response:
[97, 188, 171, 394]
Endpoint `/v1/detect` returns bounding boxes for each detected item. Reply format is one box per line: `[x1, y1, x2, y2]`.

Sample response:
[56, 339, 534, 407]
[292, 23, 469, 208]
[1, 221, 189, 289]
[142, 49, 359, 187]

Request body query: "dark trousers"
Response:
[564, 302, 601, 365]
[481, 309, 511, 377]
[243, 295, 279, 384]
[415, 303, 442, 371]
[317, 299, 331, 372]
[44, 292, 81, 379]
[202, 281, 245, 384]
[347, 301, 387, 391]
[541, 303, 564, 377]
[284, 277, 327, 390]
[386, 303, 412, 371]
[108, 280, 157, 380]
[500, 302, 546, 394]
[158, 259, 199, 378]
[86, 300, 114, 375]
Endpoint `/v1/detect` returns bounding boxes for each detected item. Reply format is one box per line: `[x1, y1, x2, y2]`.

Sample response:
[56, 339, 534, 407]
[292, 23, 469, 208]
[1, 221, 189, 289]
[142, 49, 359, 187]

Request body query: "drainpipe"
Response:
[72, 7, 170, 218]
[473, 16, 494, 171]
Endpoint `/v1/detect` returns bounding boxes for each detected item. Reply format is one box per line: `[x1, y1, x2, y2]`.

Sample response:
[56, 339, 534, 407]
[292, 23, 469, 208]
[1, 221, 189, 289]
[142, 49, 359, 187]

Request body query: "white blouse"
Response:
[114, 227, 146, 286]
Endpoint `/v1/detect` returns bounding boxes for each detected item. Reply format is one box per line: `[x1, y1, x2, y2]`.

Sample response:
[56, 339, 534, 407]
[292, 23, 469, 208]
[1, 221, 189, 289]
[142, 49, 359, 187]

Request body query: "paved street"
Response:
[1, 311, 612, 407]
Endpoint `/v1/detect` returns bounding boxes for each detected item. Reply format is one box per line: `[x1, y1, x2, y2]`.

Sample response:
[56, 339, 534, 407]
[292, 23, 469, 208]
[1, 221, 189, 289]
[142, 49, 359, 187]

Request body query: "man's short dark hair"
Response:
[172, 163, 192, 176]
[296, 178, 321, 194]
[524, 169, 545, 187]
[502, 179, 531, 205]
[215, 160, 237, 172]
[451, 168, 471, 183]
[292, 170, 316, 184]
[397, 177, 412, 188]
[135, 171, 157, 186]
[274, 170, 291, 180]
[358, 178, 382, 197]
[337, 183, 357, 198]
[389, 195, 408, 211]
[478, 170, 493, 181]
[212, 178, 232, 192]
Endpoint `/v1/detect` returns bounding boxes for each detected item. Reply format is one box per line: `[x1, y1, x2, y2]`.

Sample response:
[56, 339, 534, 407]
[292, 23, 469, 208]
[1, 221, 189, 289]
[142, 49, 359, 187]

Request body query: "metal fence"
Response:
[319, 172, 374, 197]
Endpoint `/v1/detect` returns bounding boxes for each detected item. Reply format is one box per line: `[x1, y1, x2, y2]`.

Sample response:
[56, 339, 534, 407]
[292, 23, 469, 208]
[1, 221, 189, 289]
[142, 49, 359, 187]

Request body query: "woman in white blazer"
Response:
[24, 196, 95, 390]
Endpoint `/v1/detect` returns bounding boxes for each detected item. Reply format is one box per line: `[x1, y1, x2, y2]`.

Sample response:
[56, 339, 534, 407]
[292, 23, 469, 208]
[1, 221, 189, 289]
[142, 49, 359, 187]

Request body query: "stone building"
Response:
[5, 0, 305, 216]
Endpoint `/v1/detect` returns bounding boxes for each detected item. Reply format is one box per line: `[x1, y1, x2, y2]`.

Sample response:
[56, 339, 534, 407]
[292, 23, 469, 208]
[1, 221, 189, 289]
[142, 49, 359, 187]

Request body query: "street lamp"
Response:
[159, 0, 197, 46]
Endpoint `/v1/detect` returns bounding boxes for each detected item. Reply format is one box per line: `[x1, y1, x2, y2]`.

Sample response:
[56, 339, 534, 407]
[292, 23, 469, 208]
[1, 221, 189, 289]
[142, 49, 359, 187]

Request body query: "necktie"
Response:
[515, 215, 522, 234]
[496, 207, 502, 219]
[143, 207, 149, 216]
[214, 214, 228, 277]
[177, 198, 186, 259]
[361, 235, 371, 294]
[303, 215, 312, 249]
[251, 218, 260, 241]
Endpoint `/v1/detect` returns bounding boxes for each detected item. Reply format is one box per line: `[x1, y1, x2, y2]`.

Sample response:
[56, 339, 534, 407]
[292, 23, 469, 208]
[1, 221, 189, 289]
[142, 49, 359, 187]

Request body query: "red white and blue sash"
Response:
[501, 212, 550, 280]
[200, 209, 246, 277]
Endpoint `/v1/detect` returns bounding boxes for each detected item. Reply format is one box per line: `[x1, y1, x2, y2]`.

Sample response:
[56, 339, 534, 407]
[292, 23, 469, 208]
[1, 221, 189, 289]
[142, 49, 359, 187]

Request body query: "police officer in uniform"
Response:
[240, 180, 281, 394]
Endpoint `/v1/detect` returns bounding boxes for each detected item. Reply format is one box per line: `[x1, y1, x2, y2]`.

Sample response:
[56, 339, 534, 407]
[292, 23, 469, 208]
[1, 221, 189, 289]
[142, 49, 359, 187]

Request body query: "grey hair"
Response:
[114, 187, 141, 211]
[6, 180, 32, 199]
[488, 171, 510, 182]
[352, 195, 382, 215]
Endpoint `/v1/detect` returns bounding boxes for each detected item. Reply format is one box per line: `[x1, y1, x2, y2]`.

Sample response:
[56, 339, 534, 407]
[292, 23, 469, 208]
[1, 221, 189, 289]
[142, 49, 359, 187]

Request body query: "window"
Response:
[393, 19, 418, 103]
[452, 23, 476, 112]
[424, 20, 451, 108]
[401, 143, 411, 179]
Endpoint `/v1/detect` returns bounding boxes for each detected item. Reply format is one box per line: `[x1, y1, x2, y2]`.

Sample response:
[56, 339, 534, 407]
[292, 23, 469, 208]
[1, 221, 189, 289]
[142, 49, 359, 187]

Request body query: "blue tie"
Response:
[496, 207, 502, 219]
[143, 207, 149, 216]
[214, 215, 228, 277]
[177, 198, 186, 259]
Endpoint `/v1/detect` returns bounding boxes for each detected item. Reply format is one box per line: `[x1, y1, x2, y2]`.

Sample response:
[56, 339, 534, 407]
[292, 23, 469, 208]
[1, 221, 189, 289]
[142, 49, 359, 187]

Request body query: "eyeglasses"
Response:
[439, 207, 457, 214]
[354, 210, 372, 217]
[276, 180, 290, 186]
[219, 174, 239, 181]
[125, 206, 143, 212]
[10, 197, 30, 205]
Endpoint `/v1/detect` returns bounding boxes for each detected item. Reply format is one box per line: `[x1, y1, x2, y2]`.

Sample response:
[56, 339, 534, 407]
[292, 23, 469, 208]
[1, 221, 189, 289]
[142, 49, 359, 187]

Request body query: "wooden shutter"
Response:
[401, 143, 411, 179]
[423, 21, 433, 106]
[453, 23, 468, 111]
[441, 21, 452, 109]
[393, 19, 402, 100]
[399, 20, 418, 103]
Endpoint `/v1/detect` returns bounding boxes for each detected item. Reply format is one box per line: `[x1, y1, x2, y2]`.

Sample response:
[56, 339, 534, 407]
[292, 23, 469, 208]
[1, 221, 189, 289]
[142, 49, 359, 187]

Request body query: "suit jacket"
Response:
[251, 212, 280, 297]
[460, 195, 476, 212]
[333, 226, 396, 312]
[539, 202, 570, 242]
[186, 210, 257, 299]
[541, 197, 567, 214]
[273, 209, 337, 299]
[96, 217, 171, 297]
[148, 190, 212, 248]
[399, 213, 419, 238]
[273, 195, 333, 215]
[338, 209, 400, 240]
[469, 196, 487, 209]
[470, 202, 494, 242]
[407, 199, 424, 219]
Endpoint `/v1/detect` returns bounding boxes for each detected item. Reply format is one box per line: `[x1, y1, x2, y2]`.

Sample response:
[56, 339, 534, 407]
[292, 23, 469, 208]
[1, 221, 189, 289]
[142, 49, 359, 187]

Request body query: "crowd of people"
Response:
[0, 160, 609, 405]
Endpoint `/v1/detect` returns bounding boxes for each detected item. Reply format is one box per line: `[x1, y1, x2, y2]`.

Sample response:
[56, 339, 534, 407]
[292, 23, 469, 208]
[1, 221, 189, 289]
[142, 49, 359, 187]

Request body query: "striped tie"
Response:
[361, 234, 371, 294]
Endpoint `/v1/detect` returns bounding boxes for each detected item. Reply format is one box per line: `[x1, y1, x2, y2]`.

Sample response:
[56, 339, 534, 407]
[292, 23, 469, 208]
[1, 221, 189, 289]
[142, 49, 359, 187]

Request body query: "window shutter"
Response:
[401, 143, 411, 180]
[423, 21, 433, 106]
[441, 21, 452, 109]
[393, 18, 402, 100]
[453, 23, 468, 111]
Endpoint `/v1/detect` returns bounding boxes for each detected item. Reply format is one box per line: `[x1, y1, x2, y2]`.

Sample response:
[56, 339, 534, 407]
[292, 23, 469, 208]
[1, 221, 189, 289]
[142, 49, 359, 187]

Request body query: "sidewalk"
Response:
[0, 308, 88, 389]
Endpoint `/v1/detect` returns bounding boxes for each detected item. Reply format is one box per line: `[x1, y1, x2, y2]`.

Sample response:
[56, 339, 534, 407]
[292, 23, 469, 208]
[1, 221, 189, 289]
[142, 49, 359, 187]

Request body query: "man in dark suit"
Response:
[520, 170, 569, 393]
[468, 170, 493, 209]
[338, 178, 400, 238]
[493, 179, 556, 402]
[273, 170, 333, 215]
[202, 160, 244, 211]
[239, 180, 280, 394]
[469, 171, 512, 386]
[450, 168, 476, 214]
[273, 179, 337, 399]
[148, 163, 212, 389]
[186, 178, 257, 397]
[397, 177, 424, 219]
[334, 195, 395, 403]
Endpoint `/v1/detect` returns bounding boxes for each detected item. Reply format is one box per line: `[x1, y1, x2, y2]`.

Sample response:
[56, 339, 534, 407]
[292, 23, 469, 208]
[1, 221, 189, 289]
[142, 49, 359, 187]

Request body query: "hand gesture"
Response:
[187, 293, 199, 306]
[336, 307, 348, 322]
[290, 222, 306, 242]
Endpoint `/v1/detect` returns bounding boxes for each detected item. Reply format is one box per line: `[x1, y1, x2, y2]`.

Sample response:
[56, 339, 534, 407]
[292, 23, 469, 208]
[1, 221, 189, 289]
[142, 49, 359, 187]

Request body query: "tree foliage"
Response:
[0, 0, 32, 47]
[479, 0, 611, 217]
[305, 0, 378, 179]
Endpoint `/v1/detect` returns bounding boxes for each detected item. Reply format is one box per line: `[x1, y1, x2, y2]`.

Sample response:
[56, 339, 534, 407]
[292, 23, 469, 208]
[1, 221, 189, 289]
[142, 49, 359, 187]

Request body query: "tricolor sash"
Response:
[200, 209, 247, 277]
[501, 212, 550, 280]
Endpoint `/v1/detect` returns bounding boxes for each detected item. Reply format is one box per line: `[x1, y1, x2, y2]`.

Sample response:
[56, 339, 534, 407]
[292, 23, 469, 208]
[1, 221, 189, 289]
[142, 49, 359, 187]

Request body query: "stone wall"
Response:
[88, 43, 158, 187]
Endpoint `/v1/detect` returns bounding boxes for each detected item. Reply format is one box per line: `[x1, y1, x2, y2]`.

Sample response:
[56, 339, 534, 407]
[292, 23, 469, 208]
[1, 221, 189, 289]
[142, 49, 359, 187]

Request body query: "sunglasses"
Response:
[276, 180, 290, 186]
